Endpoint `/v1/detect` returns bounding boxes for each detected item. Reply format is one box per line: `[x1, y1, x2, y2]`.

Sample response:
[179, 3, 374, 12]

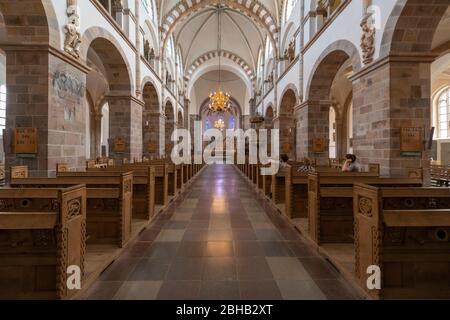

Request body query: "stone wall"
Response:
[4, 48, 50, 177]
[352, 58, 432, 176]
[48, 54, 87, 174]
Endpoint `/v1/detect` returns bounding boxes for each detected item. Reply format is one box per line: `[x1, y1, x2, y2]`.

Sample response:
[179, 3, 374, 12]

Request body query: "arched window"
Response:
[166, 36, 175, 58]
[329, 106, 336, 158]
[142, 0, 154, 21]
[347, 102, 353, 154]
[0, 85, 6, 133]
[284, 0, 298, 22]
[265, 36, 273, 59]
[437, 88, 450, 138]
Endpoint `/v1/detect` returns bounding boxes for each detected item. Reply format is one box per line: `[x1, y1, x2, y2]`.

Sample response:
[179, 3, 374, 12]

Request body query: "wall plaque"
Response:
[312, 137, 326, 153]
[282, 142, 291, 153]
[14, 128, 38, 154]
[400, 127, 423, 156]
[147, 143, 156, 153]
[114, 137, 126, 153]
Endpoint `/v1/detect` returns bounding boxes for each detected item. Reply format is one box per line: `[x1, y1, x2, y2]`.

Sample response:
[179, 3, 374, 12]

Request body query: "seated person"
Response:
[279, 154, 291, 169]
[297, 157, 315, 173]
[342, 154, 361, 172]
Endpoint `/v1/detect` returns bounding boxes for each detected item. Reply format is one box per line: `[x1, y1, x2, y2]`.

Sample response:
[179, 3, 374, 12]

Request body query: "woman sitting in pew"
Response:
[342, 154, 361, 172]
[297, 158, 315, 173]
[279, 154, 291, 170]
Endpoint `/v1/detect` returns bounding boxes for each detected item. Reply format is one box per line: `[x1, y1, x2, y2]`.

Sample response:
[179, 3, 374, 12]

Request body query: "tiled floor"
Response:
[80, 165, 361, 300]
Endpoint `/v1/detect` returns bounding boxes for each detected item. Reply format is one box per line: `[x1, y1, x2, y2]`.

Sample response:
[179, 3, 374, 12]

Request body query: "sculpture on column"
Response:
[149, 48, 155, 61]
[64, 1, 81, 59]
[288, 40, 296, 62]
[360, 12, 375, 65]
[112, 0, 123, 12]
[144, 40, 150, 61]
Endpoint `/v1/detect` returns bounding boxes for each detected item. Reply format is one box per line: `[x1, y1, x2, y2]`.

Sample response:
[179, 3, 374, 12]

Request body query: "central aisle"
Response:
[81, 165, 361, 300]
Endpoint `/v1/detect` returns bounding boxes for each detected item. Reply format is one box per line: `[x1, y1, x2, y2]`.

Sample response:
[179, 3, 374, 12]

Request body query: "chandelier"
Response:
[209, 90, 231, 113]
[214, 118, 226, 131]
[208, 1, 231, 114]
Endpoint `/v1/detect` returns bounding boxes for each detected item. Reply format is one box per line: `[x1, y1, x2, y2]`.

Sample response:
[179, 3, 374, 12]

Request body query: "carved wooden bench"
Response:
[85, 164, 168, 207]
[354, 184, 450, 299]
[0, 185, 86, 299]
[60, 168, 155, 221]
[10, 173, 132, 248]
[307, 172, 423, 245]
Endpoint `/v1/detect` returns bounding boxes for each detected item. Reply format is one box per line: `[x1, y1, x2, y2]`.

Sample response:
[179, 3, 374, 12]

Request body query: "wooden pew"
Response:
[60, 168, 155, 221]
[10, 173, 133, 248]
[0, 185, 86, 299]
[307, 172, 423, 246]
[271, 161, 305, 210]
[86, 163, 169, 208]
[354, 184, 450, 299]
[142, 159, 179, 196]
[430, 164, 449, 187]
[284, 164, 381, 219]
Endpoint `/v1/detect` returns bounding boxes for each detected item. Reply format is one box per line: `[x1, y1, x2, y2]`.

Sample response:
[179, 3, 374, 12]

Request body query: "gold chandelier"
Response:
[209, 90, 231, 113]
[214, 118, 226, 131]
[208, 1, 231, 114]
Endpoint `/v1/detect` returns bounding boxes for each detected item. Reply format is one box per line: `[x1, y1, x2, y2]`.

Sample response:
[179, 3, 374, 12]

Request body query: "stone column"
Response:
[135, 0, 141, 98]
[91, 111, 102, 158]
[294, 100, 331, 162]
[350, 56, 433, 176]
[107, 95, 143, 161]
[273, 115, 296, 160]
[4, 45, 89, 176]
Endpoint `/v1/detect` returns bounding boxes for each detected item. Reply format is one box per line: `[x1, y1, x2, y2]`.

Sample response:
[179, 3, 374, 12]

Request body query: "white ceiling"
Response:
[157, 1, 282, 75]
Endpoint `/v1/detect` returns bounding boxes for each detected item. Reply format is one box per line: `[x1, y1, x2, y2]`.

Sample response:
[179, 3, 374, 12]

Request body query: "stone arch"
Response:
[177, 109, 184, 128]
[264, 103, 275, 131]
[185, 50, 256, 87]
[277, 88, 297, 159]
[281, 21, 295, 55]
[279, 84, 299, 113]
[199, 96, 242, 132]
[142, 80, 161, 157]
[141, 76, 160, 103]
[380, 0, 450, 56]
[164, 100, 175, 156]
[144, 19, 160, 53]
[161, 0, 279, 54]
[305, 40, 361, 101]
[81, 27, 134, 94]
[0, 0, 60, 47]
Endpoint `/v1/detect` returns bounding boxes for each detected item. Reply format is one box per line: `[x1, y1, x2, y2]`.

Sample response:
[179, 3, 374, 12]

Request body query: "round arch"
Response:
[185, 50, 256, 88]
[380, 0, 450, 57]
[80, 27, 134, 94]
[305, 40, 361, 101]
[187, 61, 254, 103]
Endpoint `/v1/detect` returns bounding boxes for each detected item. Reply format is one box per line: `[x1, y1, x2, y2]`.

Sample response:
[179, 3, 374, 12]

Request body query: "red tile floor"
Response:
[79, 165, 362, 300]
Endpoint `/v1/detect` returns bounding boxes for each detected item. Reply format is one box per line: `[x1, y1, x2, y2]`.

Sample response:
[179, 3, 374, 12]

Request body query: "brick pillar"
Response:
[295, 100, 331, 162]
[108, 96, 143, 161]
[4, 49, 50, 177]
[273, 115, 296, 160]
[351, 57, 433, 176]
[5, 47, 88, 176]
[143, 111, 164, 158]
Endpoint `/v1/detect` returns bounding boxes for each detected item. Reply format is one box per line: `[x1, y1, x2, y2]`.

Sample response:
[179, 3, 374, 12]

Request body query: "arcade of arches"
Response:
[1, 0, 450, 301]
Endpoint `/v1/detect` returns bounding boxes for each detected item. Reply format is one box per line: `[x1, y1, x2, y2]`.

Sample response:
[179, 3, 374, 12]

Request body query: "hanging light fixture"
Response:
[208, 1, 231, 114]
[214, 118, 226, 131]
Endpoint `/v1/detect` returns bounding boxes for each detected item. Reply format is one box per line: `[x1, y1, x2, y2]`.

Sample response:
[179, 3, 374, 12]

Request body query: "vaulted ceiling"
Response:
[156, 0, 282, 78]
